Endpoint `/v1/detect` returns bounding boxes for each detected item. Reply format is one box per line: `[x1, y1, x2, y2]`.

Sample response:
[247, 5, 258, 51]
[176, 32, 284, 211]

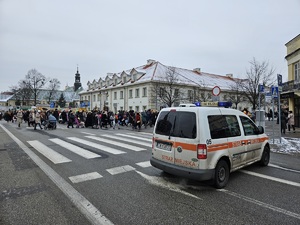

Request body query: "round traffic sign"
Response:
[212, 86, 221, 96]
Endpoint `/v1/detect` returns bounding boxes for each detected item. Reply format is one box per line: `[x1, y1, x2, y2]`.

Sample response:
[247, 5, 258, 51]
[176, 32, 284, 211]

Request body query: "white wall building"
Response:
[79, 60, 250, 112]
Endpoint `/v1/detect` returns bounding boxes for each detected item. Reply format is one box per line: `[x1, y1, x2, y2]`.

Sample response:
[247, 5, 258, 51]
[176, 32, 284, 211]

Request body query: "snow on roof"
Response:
[85, 60, 242, 91]
[0, 94, 14, 102]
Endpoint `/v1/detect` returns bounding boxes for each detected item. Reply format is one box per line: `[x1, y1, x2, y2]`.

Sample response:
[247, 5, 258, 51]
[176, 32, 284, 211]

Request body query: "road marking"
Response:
[116, 133, 152, 142]
[27, 140, 72, 164]
[128, 132, 153, 136]
[67, 137, 126, 155]
[106, 165, 136, 175]
[240, 170, 300, 187]
[0, 124, 114, 225]
[135, 171, 201, 200]
[102, 134, 151, 148]
[219, 189, 300, 220]
[85, 136, 146, 151]
[49, 138, 101, 159]
[136, 161, 151, 168]
[81, 132, 96, 136]
[269, 163, 300, 174]
[69, 172, 103, 183]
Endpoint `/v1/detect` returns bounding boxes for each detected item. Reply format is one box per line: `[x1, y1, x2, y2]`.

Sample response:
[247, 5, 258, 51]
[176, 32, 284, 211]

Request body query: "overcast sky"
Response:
[1, 0, 300, 92]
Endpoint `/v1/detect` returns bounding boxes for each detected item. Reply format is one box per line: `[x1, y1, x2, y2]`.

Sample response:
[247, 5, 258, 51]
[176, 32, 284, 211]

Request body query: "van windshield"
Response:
[155, 111, 196, 139]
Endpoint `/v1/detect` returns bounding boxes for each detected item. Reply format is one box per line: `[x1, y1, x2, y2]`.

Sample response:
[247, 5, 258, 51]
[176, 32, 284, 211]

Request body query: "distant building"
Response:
[79, 59, 250, 112]
[282, 33, 300, 126]
[74, 66, 82, 91]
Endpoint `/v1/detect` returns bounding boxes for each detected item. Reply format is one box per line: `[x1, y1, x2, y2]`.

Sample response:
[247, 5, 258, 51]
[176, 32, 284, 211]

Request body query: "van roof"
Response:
[160, 107, 245, 115]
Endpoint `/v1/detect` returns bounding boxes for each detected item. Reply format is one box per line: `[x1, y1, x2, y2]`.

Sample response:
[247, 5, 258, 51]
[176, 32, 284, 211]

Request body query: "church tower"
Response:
[74, 66, 82, 91]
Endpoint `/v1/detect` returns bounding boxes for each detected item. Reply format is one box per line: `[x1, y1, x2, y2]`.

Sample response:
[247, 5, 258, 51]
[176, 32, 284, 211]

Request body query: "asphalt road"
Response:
[1, 120, 300, 225]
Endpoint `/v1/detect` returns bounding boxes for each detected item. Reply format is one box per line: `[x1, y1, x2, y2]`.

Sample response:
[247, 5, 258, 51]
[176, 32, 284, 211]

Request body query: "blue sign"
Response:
[50, 102, 55, 108]
[277, 74, 282, 86]
[258, 84, 264, 93]
[271, 86, 278, 98]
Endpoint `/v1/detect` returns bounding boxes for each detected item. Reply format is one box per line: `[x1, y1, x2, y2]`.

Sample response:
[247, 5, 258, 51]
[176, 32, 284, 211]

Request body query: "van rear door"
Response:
[172, 110, 199, 169]
[153, 110, 176, 165]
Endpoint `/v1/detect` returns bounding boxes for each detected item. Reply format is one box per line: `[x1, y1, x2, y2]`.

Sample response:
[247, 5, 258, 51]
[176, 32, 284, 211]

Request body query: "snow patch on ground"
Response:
[270, 137, 300, 155]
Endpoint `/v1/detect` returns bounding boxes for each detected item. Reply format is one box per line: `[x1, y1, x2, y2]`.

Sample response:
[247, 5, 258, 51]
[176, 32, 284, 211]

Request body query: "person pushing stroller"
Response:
[44, 113, 57, 130]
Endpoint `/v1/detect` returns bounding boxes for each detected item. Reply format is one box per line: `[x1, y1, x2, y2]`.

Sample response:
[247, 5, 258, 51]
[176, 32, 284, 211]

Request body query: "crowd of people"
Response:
[0, 108, 159, 131]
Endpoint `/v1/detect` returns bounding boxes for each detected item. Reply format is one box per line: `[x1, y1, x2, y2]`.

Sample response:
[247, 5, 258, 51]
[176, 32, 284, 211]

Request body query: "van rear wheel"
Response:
[259, 146, 270, 166]
[214, 160, 229, 189]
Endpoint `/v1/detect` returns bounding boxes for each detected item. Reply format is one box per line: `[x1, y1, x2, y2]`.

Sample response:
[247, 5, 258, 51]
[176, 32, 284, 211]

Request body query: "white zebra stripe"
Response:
[116, 133, 152, 142]
[85, 136, 146, 151]
[136, 161, 151, 168]
[27, 140, 72, 164]
[67, 137, 126, 155]
[49, 138, 101, 159]
[106, 165, 136, 175]
[69, 172, 103, 183]
[101, 134, 152, 148]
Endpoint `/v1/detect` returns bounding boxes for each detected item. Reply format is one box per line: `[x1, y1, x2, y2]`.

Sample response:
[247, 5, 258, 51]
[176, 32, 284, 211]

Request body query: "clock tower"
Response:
[74, 66, 82, 91]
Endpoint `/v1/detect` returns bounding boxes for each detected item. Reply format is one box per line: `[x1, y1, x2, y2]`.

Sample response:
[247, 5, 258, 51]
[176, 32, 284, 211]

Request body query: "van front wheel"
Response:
[214, 160, 229, 189]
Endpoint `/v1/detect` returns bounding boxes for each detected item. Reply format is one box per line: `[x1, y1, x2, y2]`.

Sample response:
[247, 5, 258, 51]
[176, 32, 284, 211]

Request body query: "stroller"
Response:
[44, 120, 57, 130]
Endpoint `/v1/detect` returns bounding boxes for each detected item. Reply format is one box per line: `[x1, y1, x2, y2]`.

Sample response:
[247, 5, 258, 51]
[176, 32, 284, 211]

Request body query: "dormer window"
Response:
[133, 74, 137, 81]
[114, 78, 118, 85]
[123, 77, 126, 83]
[107, 81, 109, 86]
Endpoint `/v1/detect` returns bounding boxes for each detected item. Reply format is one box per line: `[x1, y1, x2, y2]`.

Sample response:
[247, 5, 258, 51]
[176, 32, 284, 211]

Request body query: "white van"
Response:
[150, 107, 270, 188]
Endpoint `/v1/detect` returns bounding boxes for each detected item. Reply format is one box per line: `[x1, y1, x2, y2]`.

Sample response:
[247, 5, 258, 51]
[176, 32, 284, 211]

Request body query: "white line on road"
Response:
[27, 140, 72, 164]
[81, 132, 96, 136]
[269, 163, 300, 174]
[240, 170, 300, 187]
[85, 136, 146, 151]
[101, 134, 151, 148]
[49, 138, 101, 159]
[116, 133, 152, 142]
[106, 165, 136, 175]
[136, 161, 151, 168]
[67, 137, 126, 155]
[0, 124, 114, 225]
[69, 172, 103, 183]
[219, 189, 300, 220]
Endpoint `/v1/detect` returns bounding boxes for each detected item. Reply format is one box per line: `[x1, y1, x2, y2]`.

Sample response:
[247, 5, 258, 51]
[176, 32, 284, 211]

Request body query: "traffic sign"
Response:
[258, 84, 264, 93]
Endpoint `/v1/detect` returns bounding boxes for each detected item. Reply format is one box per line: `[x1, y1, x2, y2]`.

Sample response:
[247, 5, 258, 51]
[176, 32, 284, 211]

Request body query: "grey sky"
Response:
[1, 0, 300, 92]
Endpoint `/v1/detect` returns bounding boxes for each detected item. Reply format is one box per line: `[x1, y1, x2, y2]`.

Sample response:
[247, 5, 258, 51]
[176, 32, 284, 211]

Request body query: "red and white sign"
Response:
[212, 86, 221, 96]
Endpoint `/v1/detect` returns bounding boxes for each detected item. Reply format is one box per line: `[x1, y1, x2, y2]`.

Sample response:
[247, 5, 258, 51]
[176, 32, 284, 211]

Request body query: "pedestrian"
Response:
[67, 111, 75, 128]
[280, 111, 287, 134]
[34, 110, 43, 130]
[16, 110, 23, 128]
[287, 110, 296, 133]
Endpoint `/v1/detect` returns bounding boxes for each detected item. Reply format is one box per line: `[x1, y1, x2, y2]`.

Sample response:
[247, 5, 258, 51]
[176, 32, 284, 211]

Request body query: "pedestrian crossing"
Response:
[27, 132, 154, 183]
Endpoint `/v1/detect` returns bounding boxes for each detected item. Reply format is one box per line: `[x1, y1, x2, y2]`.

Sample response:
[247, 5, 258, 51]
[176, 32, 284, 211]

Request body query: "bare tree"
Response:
[242, 58, 275, 110]
[228, 78, 245, 109]
[23, 69, 47, 106]
[46, 78, 61, 103]
[151, 67, 184, 107]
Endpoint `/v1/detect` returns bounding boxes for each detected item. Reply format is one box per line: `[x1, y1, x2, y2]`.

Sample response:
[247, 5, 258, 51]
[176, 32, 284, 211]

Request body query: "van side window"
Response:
[155, 111, 196, 139]
[208, 115, 241, 139]
[240, 116, 259, 136]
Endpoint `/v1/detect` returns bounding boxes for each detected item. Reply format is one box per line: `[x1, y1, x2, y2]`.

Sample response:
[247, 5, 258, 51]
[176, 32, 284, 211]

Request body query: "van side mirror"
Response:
[257, 126, 264, 134]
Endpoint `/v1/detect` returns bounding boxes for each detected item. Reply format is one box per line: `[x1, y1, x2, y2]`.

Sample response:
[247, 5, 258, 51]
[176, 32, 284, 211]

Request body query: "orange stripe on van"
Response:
[173, 142, 197, 151]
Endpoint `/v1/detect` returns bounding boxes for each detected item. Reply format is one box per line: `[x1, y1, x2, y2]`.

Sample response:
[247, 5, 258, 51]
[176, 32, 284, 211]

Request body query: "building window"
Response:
[114, 92, 117, 100]
[133, 74, 137, 81]
[114, 79, 118, 85]
[120, 91, 124, 99]
[120, 106, 123, 111]
[143, 106, 147, 111]
[135, 88, 139, 98]
[129, 106, 132, 110]
[295, 62, 300, 82]
[106, 81, 109, 86]
[142, 87, 147, 97]
[93, 95, 96, 102]
[188, 90, 193, 101]
[135, 106, 139, 112]
[129, 89, 133, 98]
[123, 77, 126, 83]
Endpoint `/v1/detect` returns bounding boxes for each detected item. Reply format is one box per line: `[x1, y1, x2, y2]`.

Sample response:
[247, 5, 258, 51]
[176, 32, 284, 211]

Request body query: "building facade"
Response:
[282, 34, 300, 126]
[79, 60, 250, 113]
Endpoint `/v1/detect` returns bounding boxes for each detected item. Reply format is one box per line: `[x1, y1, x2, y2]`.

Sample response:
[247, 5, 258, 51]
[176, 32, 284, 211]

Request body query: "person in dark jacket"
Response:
[67, 111, 75, 128]
[280, 112, 287, 134]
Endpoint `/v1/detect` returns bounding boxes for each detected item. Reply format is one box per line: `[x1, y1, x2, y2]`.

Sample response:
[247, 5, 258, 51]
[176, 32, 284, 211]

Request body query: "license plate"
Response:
[156, 141, 172, 151]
